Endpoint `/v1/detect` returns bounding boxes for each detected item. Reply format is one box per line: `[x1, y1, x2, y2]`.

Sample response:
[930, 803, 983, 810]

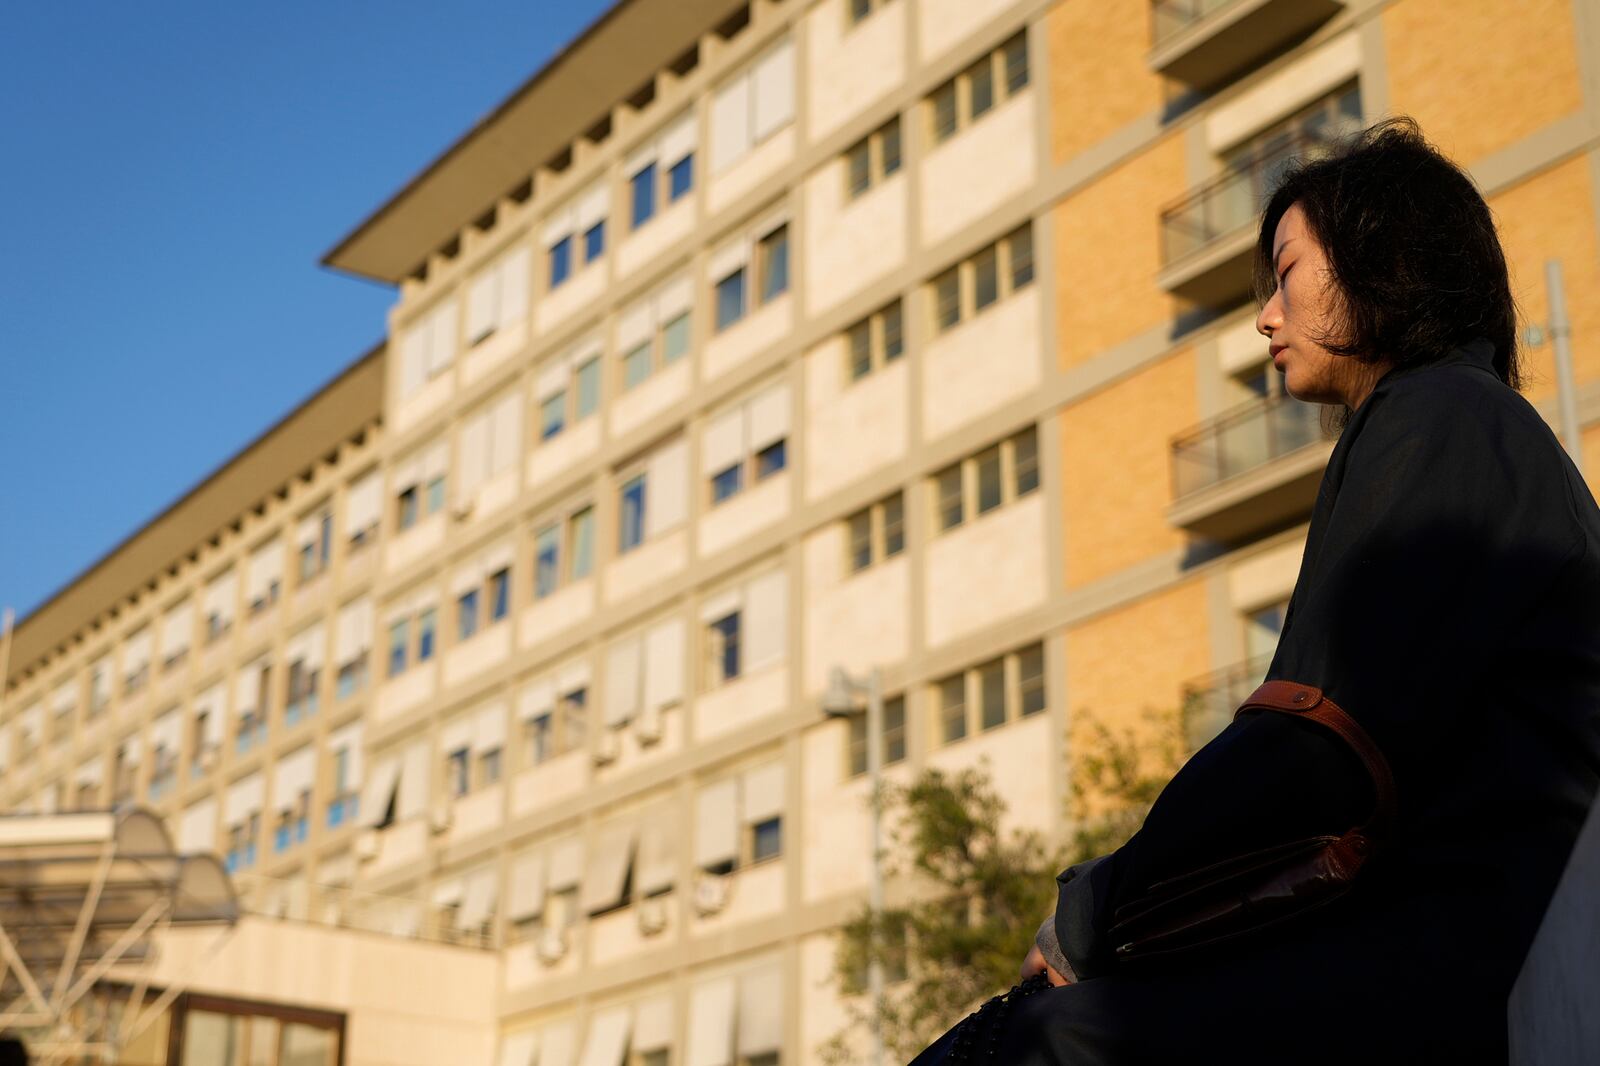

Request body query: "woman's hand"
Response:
[1021, 942, 1071, 987]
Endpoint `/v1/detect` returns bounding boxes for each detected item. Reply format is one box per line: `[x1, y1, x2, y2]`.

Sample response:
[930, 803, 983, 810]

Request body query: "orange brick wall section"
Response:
[1383, 0, 1585, 166]
[1064, 578, 1212, 810]
[1488, 154, 1600, 405]
[1053, 132, 1191, 369]
[1060, 347, 1199, 589]
[1044, 0, 1167, 164]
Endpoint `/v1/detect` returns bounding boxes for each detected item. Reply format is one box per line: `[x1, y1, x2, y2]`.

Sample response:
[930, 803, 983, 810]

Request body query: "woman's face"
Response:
[1255, 201, 1391, 410]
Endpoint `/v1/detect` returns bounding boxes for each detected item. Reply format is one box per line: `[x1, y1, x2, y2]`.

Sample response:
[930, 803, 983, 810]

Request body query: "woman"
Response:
[912, 116, 1600, 1064]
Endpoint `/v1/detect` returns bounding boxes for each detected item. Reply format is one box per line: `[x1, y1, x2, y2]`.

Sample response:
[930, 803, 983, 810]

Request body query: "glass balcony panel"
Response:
[1171, 393, 1330, 499]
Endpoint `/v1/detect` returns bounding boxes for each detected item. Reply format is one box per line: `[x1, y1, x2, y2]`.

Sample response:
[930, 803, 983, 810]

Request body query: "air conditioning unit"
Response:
[692, 873, 731, 917]
[429, 802, 454, 834]
[593, 729, 621, 765]
[353, 829, 381, 862]
[536, 926, 568, 965]
[637, 896, 668, 936]
[634, 704, 663, 746]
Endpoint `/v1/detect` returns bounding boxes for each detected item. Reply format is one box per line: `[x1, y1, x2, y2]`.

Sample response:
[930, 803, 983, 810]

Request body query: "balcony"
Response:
[1167, 392, 1332, 541]
[1158, 132, 1326, 305]
[1149, 0, 1344, 88]
[1180, 652, 1274, 751]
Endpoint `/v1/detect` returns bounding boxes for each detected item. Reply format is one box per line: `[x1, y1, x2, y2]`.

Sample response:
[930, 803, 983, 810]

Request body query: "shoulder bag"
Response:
[1105, 678, 1398, 964]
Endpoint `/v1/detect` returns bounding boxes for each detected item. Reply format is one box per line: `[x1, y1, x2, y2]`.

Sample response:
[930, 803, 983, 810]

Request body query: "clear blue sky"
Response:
[0, 1, 613, 623]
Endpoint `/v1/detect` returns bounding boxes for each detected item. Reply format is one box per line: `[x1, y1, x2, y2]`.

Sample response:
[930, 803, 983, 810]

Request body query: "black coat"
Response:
[913, 336, 1600, 1065]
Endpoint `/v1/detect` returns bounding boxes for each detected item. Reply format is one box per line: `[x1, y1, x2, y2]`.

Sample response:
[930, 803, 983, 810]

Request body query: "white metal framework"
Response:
[0, 807, 238, 1064]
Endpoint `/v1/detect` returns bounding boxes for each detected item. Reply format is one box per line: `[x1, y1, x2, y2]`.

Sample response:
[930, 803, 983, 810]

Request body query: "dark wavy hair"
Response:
[1252, 115, 1524, 430]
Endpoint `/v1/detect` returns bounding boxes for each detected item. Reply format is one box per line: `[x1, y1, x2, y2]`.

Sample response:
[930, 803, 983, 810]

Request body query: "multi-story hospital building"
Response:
[4, 0, 1598, 1061]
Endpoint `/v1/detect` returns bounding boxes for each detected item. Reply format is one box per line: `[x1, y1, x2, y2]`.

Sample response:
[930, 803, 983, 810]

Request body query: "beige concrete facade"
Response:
[4, 0, 1600, 1063]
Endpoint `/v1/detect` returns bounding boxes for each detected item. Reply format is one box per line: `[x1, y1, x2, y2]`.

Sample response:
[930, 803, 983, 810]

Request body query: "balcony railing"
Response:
[1149, 0, 1345, 87]
[1180, 651, 1276, 751]
[1160, 131, 1336, 269]
[1171, 392, 1328, 500]
[1151, 0, 1240, 47]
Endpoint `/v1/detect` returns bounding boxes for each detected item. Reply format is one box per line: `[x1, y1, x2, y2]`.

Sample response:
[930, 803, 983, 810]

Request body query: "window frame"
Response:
[932, 640, 1048, 745]
[929, 425, 1040, 536]
[928, 223, 1035, 336]
[926, 30, 1030, 146]
[845, 299, 905, 383]
[844, 491, 907, 574]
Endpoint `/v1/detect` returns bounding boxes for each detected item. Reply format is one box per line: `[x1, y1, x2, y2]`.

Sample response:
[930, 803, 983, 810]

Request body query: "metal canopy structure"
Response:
[0, 807, 239, 1064]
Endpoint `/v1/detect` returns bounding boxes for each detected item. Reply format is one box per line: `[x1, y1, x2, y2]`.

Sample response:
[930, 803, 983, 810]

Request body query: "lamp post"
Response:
[823, 664, 884, 1066]
[1525, 258, 1583, 475]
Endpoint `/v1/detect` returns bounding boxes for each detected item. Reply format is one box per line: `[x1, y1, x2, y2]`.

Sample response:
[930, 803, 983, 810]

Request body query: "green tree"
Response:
[820, 702, 1192, 1063]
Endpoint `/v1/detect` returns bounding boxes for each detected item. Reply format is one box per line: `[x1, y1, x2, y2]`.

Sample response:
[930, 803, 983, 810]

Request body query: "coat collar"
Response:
[1376, 335, 1499, 390]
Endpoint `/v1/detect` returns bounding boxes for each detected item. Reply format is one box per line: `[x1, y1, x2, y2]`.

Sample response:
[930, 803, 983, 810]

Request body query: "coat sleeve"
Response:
[1055, 381, 1587, 979]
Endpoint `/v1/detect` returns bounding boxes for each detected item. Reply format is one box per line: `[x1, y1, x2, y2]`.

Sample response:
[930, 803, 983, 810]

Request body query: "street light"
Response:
[823, 665, 884, 1066]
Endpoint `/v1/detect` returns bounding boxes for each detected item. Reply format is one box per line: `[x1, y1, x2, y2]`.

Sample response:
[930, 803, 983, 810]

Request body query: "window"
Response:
[285, 645, 321, 726]
[395, 443, 448, 531]
[466, 245, 532, 345]
[447, 748, 470, 798]
[750, 816, 782, 863]
[708, 611, 742, 685]
[712, 464, 744, 504]
[848, 0, 892, 27]
[1220, 82, 1363, 207]
[934, 641, 1047, 744]
[535, 524, 561, 599]
[458, 589, 480, 641]
[334, 598, 373, 700]
[619, 474, 647, 553]
[347, 471, 382, 549]
[388, 619, 409, 677]
[713, 216, 790, 333]
[540, 392, 566, 440]
[931, 426, 1039, 533]
[478, 745, 503, 787]
[537, 354, 601, 444]
[715, 268, 746, 331]
[545, 184, 608, 289]
[297, 509, 332, 584]
[489, 569, 510, 622]
[938, 674, 967, 743]
[525, 685, 588, 765]
[669, 154, 693, 201]
[575, 357, 600, 418]
[618, 277, 693, 392]
[846, 299, 904, 382]
[927, 31, 1029, 145]
[845, 492, 905, 572]
[457, 392, 522, 501]
[757, 224, 789, 303]
[631, 162, 657, 228]
[710, 37, 795, 173]
[628, 112, 696, 229]
[569, 507, 595, 579]
[846, 693, 908, 777]
[704, 382, 790, 507]
[929, 224, 1034, 335]
[397, 298, 459, 400]
[418, 608, 437, 661]
[126, 630, 152, 688]
[844, 117, 903, 200]
[1244, 598, 1290, 665]
[549, 236, 573, 287]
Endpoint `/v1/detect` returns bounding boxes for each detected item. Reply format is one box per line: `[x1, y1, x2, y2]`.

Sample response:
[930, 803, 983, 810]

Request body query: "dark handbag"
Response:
[1106, 678, 1398, 964]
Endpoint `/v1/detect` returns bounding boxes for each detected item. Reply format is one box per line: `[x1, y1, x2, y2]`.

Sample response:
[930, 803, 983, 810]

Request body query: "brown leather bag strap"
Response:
[1233, 679, 1398, 841]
